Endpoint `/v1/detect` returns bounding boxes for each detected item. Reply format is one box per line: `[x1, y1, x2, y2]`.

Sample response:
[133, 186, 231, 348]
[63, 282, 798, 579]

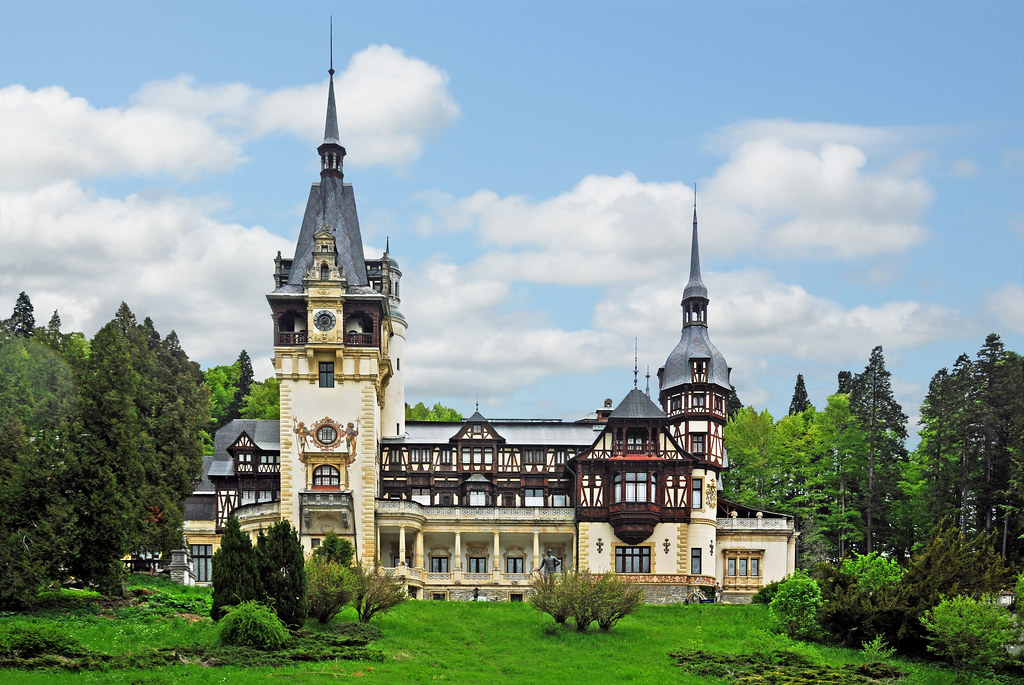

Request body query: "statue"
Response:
[293, 418, 311, 462]
[342, 418, 360, 488]
[539, 549, 561, 576]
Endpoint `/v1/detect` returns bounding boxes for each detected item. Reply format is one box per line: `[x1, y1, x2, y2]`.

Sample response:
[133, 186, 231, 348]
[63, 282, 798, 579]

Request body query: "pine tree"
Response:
[726, 385, 743, 420]
[788, 373, 810, 415]
[227, 350, 254, 422]
[837, 370, 853, 395]
[257, 520, 307, 627]
[211, 516, 262, 621]
[851, 346, 907, 556]
[8, 292, 35, 338]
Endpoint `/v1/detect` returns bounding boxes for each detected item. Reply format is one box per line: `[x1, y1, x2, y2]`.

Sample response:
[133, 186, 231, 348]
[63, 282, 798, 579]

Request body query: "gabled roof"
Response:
[609, 388, 665, 420]
[206, 419, 280, 478]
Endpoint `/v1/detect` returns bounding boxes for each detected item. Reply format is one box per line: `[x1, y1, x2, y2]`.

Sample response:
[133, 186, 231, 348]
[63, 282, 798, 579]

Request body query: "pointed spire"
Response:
[323, 70, 340, 144]
[681, 184, 709, 327]
[317, 21, 346, 179]
[645, 366, 651, 397]
[633, 337, 639, 388]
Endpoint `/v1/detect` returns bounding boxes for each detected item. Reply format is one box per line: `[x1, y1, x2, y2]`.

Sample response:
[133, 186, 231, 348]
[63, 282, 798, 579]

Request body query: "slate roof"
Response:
[660, 324, 731, 392]
[682, 207, 708, 301]
[206, 419, 281, 479]
[609, 387, 666, 420]
[382, 420, 599, 446]
[281, 179, 367, 289]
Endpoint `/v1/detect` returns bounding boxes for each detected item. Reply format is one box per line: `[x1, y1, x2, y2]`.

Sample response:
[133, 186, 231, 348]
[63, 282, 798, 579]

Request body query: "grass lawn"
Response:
[0, 576, 972, 684]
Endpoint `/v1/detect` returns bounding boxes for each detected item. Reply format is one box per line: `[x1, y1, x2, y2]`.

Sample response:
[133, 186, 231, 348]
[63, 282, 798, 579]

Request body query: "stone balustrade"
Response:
[376, 499, 574, 522]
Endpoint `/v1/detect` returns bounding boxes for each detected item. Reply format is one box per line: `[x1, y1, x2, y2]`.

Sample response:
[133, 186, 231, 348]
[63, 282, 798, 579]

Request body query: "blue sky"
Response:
[1, 1, 1021, 431]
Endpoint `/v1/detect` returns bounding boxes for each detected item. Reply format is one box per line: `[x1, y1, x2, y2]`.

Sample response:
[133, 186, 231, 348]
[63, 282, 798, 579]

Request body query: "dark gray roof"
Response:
[323, 74, 340, 144]
[206, 419, 281, 479]
[660, 324, 731, 392]
[193, 456, 215, 494]
[382, 420, 598, 447]
[184, 495, 216, 521]
[610, 388, 666, 419]
[682, 208, 708, 301]
[280, 179, 367, 289]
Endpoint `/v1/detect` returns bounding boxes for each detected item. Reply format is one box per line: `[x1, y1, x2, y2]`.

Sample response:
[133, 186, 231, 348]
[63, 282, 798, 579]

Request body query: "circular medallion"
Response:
[314, 310, 336, 331]
[316, 424, 338, 447]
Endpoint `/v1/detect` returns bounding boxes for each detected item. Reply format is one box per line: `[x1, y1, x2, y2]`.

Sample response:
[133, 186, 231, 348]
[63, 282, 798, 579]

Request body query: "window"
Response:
[473, 424, 482, 434]
[430, 557, 449, 572]
[319, 361, 334, 388]
[693, 394, 706, 409]
[320, 263, 329, 280]
[392, 555, 411, 567]
[472, 447, 482, 464]
[388, 450, 402, 465]
[241, 489, 255, 505]
[311, 538, 321, 548]
[468, 557, 487, 573]
[751, 558, 760, 577]
[191, 544, 212, 583]
[461, 447, 470, 465]
[259, 453, 279, 465]
[691, 548, 702, 575]
[726, 554, 761, 577]
[440, 448, 452, 465]
[410, 448, 427, 463]
[624, 472, 649, 502]
[739, 558, 748, 576]
[692, 477, 703, 509]
[258, 489, 275, 502]
[714, 396, 724, 412]
[727, 558, 736, 577]
[551, 494, 569, 507]
[506, 557, 524, 573]
[510, 593, 524, 602]
[469, 490, 486, 506]
[432, 593, 447, 601]
[625, 428, 646, 454]
[484, 447, 493, 465]
[615, 546, 651, 573]
[524, 449, 543, 465]
[524, 488, 544, 507]
[670, 396, 681, 412]
[411, 487, 430, 505]
[317, 424, 338, 446]
[555, 449, 566, 464]
[237, 452, 252, 464]
[502, 493, 516, 506]
[313, 465, 341, 487]
[692, 434, 705, 455]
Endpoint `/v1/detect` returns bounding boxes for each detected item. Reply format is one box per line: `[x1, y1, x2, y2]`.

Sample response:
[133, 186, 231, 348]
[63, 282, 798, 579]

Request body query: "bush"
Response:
[0, 622, 83, 657]
[768, 569, 823, 640]
[861, 634, 896, 661]
[306, 557, 352, 624]
[751, 577, 786, 605]
[350, 562, 407, 623]
[921, 595, 1017, 683]
[217, 601, 289, 651]
[312, 532, 354, 566]
[530, 569, 641, 632]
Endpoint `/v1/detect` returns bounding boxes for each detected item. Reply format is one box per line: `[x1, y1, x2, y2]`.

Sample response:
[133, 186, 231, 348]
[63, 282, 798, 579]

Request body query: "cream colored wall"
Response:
[716, 531, 795, 585]
[380, 318, 406, 438]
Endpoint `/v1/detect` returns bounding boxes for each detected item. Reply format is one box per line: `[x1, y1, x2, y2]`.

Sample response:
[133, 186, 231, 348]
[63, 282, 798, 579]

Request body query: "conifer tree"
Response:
[851, 346, 907, 555]
[788, 373, 810, 415]
[257, 520, 307, 627]
[8, 292, 35, 338]
[211, 516, 262, 621]
[726, 385, 743, 420]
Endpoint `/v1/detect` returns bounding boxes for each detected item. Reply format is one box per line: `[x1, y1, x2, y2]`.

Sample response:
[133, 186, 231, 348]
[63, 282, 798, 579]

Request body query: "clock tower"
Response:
[266, 66, 406, 563]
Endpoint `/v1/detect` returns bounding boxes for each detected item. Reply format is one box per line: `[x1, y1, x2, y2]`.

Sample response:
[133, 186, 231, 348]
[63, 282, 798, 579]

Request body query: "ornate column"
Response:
[414, 529, 424, 570]
[454, 531, 462, 584]
[532, 531, 540, 572]
[399, 525, 407, 567]
[493, 530, 501, 581]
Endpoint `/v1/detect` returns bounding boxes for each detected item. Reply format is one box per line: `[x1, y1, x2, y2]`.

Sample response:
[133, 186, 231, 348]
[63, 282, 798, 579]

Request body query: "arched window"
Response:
[313, 465, 340, 488]
[320, 263, 329, 280]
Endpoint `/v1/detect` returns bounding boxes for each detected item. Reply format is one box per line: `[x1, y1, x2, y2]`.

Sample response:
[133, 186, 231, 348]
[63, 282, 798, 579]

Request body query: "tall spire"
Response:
[318, 18, 345, 177]
[681, 184, 709, 327]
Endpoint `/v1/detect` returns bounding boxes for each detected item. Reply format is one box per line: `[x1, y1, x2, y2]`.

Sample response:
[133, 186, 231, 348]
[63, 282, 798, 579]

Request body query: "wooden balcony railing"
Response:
[277, 331, 307, 345]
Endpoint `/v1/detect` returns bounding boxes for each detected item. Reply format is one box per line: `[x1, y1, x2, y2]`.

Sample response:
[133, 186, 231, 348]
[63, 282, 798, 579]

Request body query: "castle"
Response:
[182, 67, 797, 603]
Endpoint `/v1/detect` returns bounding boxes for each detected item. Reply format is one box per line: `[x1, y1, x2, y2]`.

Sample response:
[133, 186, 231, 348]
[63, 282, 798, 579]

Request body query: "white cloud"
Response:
[0, 45, 459, 189]
[986, 283, 1024, 334]
[0, 182, 291, 372]
[949, 158, 979, 177]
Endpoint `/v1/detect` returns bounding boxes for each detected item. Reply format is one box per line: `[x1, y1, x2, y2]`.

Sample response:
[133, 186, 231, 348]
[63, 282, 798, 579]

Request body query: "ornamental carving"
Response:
[705, 477, 717, 509]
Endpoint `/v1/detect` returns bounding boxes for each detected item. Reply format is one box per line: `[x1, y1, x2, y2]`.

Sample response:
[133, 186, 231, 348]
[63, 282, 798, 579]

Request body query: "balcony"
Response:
[346, 332, 374, 346]
[608, 501, 661, 545]
[376, 499, 575, 524]
[278, 331, 307, 346]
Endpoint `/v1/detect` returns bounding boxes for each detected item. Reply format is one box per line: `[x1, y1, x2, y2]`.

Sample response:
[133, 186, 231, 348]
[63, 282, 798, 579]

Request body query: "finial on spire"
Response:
[645, 366, 651, 397]
[329, 16, 335, 76]
[385, 236, 390, 254]
[475, 395, 479, 412]
[633, 337, 639, 388]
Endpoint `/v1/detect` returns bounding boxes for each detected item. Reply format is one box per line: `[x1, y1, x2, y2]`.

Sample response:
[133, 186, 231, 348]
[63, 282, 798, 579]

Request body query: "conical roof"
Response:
[682, 205, 708, 301]
[610, 388, 666, 420]
[323, 72, 341, 145]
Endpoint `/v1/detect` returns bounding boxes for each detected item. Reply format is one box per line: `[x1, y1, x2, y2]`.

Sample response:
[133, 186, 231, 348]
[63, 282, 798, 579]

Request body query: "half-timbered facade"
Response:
[182, 63, 796, 602]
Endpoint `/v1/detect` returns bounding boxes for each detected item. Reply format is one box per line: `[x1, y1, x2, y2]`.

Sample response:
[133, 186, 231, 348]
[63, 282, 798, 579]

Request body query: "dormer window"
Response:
[692, 360, 708, 383]
[321, 244, 329, 252]
[320, 263, 329, 280]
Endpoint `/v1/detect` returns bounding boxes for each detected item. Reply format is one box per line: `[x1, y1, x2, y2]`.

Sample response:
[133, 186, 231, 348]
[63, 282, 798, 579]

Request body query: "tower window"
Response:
[691, 477, 703, 509]
[313, 465, 341, 488]
[319, 362, 334, 387]
[321, 263, 329, 280]
[691, 548, 702, 575]
[692, 434, 706, 455]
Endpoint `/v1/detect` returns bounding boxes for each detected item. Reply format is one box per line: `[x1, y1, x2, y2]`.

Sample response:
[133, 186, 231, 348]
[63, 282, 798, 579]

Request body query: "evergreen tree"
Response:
[8, 292, 35, 338]
[788, 373, 810, 415]
[257, 520, 307, 627]
[837, 370, 853, 395]
[851, 346, 907, 556]
[811, 394, 867, 560]
[211, 516, 262, 621]
[227, 350, 254, 422]
[726, 385, 743, 420]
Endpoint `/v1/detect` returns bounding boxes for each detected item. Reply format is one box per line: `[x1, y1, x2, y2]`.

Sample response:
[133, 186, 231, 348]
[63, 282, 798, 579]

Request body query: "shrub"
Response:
[210, 515, 262, 621]
[751, 577, 785, 605]
[350, 562, 407, 623]
[530, 569, 640, 632]
[861, 634, 896, 661]
[256, 520, 307, 627]
[593, 573, 642, 631]
[768, 569, 823, 640]
[312, 532, 354, 566]
[217, 600, 288, 650]
[306, 557, 352, 624]
[921, 595, 1017, 683]
[0, 622, 83, 657]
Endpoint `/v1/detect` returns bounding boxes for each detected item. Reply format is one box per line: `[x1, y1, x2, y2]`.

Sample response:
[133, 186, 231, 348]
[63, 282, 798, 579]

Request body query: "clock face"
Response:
[314, 310, 336, 332]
